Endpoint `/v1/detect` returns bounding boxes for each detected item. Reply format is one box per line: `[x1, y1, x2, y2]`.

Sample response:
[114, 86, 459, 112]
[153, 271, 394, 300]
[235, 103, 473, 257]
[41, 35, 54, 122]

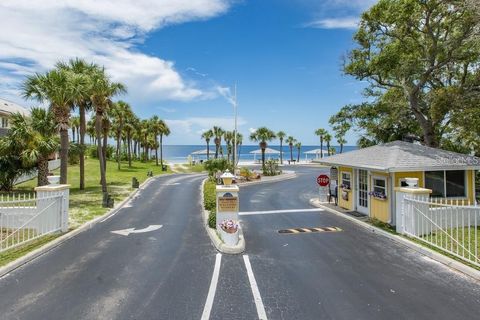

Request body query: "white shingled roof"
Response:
[314, 141, 480, 172]
[0, 98, 30, 116]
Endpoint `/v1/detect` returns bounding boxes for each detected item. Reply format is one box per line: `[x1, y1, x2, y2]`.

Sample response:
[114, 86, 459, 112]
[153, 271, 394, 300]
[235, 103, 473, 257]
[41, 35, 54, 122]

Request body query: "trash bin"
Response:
[132, 177, 139, 188]
[162, 165, 168, 171]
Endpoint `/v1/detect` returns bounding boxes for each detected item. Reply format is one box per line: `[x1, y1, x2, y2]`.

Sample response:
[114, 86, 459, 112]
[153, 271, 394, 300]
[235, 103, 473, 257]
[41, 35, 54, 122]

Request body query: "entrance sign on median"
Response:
[111, 225, 163, 236]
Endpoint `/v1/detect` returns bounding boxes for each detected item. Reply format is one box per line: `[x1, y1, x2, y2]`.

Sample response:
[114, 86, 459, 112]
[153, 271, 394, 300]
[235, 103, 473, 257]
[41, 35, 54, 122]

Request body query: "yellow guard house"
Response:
[316, 141, 480, 225]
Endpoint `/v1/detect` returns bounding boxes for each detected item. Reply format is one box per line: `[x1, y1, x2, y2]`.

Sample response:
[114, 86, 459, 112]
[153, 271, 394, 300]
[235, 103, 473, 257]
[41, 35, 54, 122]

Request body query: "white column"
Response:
[394, 186, 431, 234]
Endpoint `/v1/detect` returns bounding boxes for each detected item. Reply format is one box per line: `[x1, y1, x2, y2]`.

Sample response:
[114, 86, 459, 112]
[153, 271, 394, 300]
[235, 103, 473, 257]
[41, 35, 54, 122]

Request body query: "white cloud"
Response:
[306, 17, 359, 29]
[0, 1, 232, 104]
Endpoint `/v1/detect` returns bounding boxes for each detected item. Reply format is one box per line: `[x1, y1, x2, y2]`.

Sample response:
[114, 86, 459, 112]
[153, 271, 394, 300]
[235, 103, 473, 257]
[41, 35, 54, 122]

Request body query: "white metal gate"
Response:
[0, 193, 64, 252]
[403, 196, 480, 267]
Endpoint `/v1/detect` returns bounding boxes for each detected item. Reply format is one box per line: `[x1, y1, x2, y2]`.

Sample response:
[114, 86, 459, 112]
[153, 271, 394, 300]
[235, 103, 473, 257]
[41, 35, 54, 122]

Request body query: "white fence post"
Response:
[394, 186, 432, 234]
[35, 184, 70, 232]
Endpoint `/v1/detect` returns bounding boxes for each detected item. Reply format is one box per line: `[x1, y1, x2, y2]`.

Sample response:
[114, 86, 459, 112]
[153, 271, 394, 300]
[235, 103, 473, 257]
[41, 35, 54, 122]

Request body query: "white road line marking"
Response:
[239, 208, 323, 216]
[201, 253, 222, 320]
[243, 255, 268, 320]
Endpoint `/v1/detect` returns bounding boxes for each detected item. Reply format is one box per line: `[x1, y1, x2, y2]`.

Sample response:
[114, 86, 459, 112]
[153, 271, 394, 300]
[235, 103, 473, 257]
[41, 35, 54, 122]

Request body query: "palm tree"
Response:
[234, 132, 243, 166]
[57, 58, 98, 190]
[101, 109, 112, 173]
[201, 130, 213, 160]
[250, 127, 276, 169]
[212, 126, 224, 159]
[140, 119, 150, 161]
[324, 133, 332, 156]
[70, 116, 80, 143]
[90, 68, 126, 193]
[124, 112, 137, 167]
[158, 119, 170, 167]
[277, 131, 286, 164]
[224, 131, 234, 163]
[22, 68, 86, 184]
[286, 136, 296, 162]
[1, 108, 58, 186]
[336, 136, 347, 153]
[295, 142, 302, 162]
[314, 128, 327, 158]
[111, 101, 130, 170]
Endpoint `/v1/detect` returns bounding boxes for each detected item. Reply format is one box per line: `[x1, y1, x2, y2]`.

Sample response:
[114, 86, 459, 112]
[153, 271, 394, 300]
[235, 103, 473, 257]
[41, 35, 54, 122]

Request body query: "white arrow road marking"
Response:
[110, 225, 163, 236]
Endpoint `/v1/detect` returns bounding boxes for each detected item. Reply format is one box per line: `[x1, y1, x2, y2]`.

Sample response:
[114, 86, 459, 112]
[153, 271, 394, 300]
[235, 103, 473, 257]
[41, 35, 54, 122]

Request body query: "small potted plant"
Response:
[340, 183, 351, 191]
[219, 219, 239, 246]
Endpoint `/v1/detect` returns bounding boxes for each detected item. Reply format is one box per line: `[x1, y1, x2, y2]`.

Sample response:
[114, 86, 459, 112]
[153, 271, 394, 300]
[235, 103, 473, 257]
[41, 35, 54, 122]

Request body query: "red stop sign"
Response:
[317, 174, 330, 187]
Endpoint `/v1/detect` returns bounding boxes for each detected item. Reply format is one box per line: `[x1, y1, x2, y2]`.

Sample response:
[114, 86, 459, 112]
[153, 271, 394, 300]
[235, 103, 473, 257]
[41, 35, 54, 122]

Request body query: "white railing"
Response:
[403, 195, 480, 267]
[0, 192, 64, 252]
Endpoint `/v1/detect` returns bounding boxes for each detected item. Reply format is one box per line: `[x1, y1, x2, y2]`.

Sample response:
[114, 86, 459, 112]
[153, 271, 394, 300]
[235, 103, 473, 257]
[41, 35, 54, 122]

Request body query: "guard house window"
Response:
[373, 177, 387, 196]
[1, 117, 7, 128]
[341, 172, 351, 190]
[425, 170, 466, 198]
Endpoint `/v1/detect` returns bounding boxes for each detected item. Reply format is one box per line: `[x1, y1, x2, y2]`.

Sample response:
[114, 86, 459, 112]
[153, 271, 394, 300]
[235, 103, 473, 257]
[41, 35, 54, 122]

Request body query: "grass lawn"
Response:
[0, 158, 171, 267]
[423, 227, 480, 263]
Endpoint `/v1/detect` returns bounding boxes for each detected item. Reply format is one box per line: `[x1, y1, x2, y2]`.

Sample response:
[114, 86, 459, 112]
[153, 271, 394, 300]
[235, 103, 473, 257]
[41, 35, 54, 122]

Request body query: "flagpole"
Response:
[233, 83, 238, 172]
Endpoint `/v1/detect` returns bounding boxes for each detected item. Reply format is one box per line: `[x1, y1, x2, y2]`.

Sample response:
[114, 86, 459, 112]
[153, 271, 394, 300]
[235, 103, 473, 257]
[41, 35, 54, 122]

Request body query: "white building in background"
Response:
[0, 98, 30, 137]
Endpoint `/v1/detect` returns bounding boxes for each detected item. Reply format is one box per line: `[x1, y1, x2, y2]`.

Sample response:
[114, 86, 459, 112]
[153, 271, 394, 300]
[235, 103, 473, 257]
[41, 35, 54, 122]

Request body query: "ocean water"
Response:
[161, 145, 357, 164]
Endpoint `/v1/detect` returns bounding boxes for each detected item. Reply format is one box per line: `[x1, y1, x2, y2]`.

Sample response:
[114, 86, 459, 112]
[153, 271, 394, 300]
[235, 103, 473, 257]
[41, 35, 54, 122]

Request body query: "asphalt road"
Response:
[1, 167, 480, 320]
[0, 173, 215, 320]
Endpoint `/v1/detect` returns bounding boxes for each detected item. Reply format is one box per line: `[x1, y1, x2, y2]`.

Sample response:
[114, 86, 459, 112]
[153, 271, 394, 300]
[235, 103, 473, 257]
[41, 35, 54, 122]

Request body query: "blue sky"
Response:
[0, 0, 375, 145]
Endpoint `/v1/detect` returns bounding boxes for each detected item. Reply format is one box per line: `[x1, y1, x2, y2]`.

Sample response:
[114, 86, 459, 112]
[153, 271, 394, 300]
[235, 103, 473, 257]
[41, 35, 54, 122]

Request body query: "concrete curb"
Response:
[237, 171, 297, 187]
[309, 198, 480, 282]
[0, 174, 170, 278]
[200, 178, 245, 254]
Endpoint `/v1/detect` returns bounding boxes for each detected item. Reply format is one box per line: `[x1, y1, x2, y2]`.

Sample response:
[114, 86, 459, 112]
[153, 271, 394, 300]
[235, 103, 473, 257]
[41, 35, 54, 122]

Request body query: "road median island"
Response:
[236, 170, 296, 187]
[201, 178, 245, 254]
[309, 197, 480, 282]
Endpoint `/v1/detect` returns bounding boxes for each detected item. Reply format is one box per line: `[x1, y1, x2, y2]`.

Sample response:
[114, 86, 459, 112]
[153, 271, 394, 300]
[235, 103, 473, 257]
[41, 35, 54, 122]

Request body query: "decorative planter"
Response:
[372, 196, 387, 201]
[220, 228, 239, 246]
[47, 175, 60, 185]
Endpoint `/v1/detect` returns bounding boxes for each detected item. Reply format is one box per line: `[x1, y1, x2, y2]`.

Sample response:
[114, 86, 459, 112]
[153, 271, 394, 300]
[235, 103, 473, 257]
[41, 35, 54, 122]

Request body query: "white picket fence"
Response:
[402, 196, 480, 267]
[0, 191, 66, 252]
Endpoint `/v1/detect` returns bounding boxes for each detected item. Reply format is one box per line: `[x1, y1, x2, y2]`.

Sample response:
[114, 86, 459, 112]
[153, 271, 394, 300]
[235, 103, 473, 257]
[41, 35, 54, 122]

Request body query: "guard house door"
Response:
[356, 169, 369, 215]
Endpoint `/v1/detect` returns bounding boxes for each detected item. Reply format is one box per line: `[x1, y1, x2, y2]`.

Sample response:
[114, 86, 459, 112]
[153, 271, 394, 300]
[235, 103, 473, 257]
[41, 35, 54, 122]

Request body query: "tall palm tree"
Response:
[250, 127, 276, 169]
[111, 101, 131, 169]
[201, 130, 213, 160]
[101, 109, 112, 173]
[295, 142, 302, 162]
[124, 111, 137, 167]
[22, 68, 85, 184]
[212, 126, 224, 159]
[57, 58, 98, 190]
[224, 131, 234, 163]
[277, 131, 286, 164]
[90, 68, 126, 193]
[336, 136, 347, 153]
[1, 108, 58, 186]
[150, 115, 162, 166]
[158, 119, 170, 167]
[140, 119, 150, 162]
[314, 128, 327, 158]
[286, 136, 296, 162]
[324, 133, 332, 156]
[234, 132, 243, 166]
[70, 116, 80, 143]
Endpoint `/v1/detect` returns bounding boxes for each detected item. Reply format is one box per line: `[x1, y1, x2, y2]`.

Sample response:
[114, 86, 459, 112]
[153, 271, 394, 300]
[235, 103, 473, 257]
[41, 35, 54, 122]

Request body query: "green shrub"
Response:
[263, 159, 281, 176]
[203, 158, 232, 178]
[87, 145, 98, 158]
[208, 211, 216, 229]
[68, 143, 81, 165]
[203, 180, 217, 228]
